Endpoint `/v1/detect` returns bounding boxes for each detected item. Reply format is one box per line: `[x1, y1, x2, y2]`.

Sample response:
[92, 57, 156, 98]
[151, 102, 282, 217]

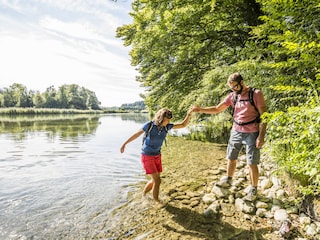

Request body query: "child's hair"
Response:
[154, 108, 172, 125]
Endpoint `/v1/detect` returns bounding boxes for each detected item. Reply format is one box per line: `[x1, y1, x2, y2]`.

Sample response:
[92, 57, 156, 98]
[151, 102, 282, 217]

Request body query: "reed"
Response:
[0, 107, 103, 115]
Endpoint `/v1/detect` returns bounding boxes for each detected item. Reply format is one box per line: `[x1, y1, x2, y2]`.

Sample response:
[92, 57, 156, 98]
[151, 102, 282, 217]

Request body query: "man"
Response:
[193, 72, 267, 201]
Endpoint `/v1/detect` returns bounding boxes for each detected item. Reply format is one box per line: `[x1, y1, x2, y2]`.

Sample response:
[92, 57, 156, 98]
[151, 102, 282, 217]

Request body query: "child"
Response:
[120, 107, 194, 204]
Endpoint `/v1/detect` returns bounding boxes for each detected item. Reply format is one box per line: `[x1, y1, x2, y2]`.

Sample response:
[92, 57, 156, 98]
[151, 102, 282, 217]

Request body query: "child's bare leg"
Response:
[143, 180, 154, 195]
[149, 172, 161, 203]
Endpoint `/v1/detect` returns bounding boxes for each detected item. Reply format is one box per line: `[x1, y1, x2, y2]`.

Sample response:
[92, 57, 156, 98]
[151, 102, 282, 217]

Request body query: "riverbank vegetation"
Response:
[117, 0, 320, 218]
[0, 107, 103, 115]
[0, 83, 101, 110]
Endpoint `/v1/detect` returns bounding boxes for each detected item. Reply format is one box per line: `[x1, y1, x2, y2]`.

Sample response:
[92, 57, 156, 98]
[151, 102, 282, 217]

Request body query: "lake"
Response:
[0, 113, 153, 239]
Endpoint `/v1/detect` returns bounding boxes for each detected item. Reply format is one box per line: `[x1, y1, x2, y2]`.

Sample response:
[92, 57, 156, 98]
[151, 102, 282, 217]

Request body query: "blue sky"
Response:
[0, 0, 143, 107]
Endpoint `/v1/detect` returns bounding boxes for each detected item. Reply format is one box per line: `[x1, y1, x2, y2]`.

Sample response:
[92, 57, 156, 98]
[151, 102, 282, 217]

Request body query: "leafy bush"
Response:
[187, 112, 232, 144]
[264, 105, 320, 197]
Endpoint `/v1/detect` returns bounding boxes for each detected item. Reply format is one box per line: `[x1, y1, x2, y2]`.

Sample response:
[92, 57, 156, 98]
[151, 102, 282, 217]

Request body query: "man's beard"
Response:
[236, 85, 243, 94]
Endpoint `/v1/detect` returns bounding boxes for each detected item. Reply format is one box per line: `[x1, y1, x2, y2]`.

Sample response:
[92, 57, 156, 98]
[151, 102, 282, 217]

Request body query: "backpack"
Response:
[232, 87, 261, 126]
[142, 121, 168, 146]
[142, 121, 153, 145]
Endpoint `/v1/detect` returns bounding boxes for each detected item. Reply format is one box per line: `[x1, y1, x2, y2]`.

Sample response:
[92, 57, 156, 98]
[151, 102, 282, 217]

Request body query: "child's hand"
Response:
[120, 144, 126, 153]
[190, 105, 200, 113]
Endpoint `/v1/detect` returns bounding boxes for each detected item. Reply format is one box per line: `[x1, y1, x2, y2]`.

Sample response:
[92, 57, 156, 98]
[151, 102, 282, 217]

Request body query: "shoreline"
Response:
[103, 137, 282, 239]
[102, 136, 320, 239]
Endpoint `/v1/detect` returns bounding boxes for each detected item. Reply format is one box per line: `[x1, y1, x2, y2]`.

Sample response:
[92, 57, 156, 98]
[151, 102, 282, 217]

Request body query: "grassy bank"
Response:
[0, 107, 103, 115]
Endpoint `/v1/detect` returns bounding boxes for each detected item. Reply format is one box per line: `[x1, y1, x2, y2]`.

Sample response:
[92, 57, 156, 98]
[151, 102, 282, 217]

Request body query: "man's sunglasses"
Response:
[230, 83, 240, 91]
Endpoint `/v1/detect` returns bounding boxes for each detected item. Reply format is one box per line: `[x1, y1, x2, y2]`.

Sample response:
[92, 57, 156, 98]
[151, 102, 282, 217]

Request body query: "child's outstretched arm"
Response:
[120, 129, 144, 153]
[172, 107, 195, 130]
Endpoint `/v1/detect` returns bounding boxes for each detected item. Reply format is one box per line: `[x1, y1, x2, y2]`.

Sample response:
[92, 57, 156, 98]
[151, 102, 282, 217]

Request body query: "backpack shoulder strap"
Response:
[249, 87, 259, 113]
[142, 121, 153, 145]
[233, 92, 238, 107]
[147, 121, 153, 134]
[232, 92, 238, 116]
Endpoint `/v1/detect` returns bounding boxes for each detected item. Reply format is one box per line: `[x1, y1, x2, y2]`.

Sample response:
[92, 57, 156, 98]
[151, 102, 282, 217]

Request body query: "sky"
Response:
[0, 0, 143, 107]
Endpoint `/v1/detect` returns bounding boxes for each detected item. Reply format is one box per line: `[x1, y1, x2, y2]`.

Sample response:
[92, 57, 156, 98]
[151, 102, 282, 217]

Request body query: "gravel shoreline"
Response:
[101, 137, 316, 240]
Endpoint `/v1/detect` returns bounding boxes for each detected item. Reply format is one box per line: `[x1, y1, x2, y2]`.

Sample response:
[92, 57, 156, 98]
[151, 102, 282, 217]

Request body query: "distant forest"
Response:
[120, 101, 145, 111]
[0, 83, 101, 110]
[0, 83, 146, 111]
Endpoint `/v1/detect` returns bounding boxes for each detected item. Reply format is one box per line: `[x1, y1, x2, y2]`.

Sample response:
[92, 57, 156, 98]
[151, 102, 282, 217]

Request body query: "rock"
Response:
[299, 215, 311, 226]
[286, 206, 299, 214]
[256, 208, 267, 217]
[189, 200, 199, 208]
[256, 201, 269, 209]
[235, 198, 255, 214]
[279, 219, 292, 237]
[203, 208, 215, 218]
[276, 189, 287, 199]
[260, 178, 273, 190]
[305, 223, 318, 237]
[211, 185, 231, 198]
[271, 175, 281, 187]
[202, 193, 216, 205]
[274, 209, 289, 221]
[203, 202, 221, 219]
[217, 167, 226, 173]
[175, 195, 190, 200]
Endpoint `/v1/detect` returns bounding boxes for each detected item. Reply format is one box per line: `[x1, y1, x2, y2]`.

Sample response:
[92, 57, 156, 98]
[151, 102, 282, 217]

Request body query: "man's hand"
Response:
[191, 105, 201, 112]
[256, 137, 265, 149]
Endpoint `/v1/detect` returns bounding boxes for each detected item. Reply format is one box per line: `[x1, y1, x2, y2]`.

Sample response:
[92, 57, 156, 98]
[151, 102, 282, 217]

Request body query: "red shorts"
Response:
[141, 154, 162, 174]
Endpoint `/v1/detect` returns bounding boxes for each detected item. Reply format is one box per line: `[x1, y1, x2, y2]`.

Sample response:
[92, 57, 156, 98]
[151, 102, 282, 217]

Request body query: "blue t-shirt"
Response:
[141, 121, 174, 156]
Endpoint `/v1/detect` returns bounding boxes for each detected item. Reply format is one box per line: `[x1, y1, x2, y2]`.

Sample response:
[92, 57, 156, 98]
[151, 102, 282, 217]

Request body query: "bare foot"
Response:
[154, 199, 166, 208]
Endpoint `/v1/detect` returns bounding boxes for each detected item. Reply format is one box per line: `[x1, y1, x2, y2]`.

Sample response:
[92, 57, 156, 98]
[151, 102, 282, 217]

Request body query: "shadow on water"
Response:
[164, 203, 271, 240]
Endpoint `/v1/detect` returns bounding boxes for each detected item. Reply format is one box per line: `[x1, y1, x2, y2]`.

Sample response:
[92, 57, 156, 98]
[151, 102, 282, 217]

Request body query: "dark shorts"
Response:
[141, 154, 162, 174]
[227, 130, 260, 164]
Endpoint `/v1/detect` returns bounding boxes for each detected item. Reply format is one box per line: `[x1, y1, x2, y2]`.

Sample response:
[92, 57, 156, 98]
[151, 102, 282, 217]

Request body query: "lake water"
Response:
[0, 113, 152, 240]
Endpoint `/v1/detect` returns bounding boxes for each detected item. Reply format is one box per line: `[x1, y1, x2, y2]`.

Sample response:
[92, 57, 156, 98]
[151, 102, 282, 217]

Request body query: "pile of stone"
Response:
[201, 155, 320, 239]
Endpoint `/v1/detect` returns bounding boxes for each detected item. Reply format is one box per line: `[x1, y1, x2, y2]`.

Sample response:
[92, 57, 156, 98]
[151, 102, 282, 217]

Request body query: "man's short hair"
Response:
[228, 72, 243, 83]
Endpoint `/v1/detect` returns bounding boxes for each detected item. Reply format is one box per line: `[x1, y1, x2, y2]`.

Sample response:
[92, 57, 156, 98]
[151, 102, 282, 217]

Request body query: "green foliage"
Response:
[117, 0, 262, 118]
[264, 105, 320, 196]
[251, 0, 320, 112]
[117, 0, 320, 200]
[187, 112, 232, 143]
[120, 101, 146, 111]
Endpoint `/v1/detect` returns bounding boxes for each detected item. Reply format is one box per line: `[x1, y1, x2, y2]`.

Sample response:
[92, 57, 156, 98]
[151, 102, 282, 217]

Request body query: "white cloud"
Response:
[0, 0, 142, 107]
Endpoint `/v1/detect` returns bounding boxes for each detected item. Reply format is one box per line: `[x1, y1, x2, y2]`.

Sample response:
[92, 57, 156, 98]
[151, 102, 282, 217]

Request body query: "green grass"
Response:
[0, 107, 103, 115]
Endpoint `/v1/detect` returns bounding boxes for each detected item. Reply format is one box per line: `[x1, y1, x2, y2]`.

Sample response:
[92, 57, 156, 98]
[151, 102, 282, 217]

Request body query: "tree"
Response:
[117, 0, 262, 116]
[250, 0, 320, 112]
[251, 0, 320, 213]
[117, 0, 320, 211]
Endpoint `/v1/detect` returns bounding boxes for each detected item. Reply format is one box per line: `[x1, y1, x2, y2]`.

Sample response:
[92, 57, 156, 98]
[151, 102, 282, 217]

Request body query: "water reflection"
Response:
[0, 113, 149, 240]
[117, 112, 150, 123]
[0, 115, 101, 139]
